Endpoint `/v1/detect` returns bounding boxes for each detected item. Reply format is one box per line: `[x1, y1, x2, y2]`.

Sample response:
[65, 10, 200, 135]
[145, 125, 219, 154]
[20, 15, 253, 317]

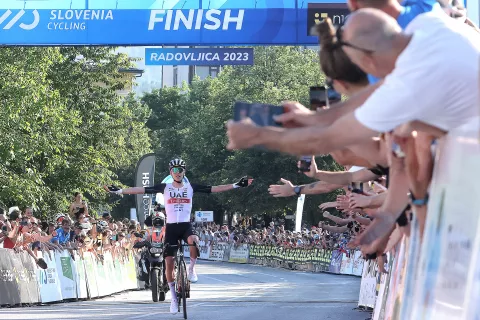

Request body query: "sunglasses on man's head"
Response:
[171, 167, 185, 174]
[336, 26, 375, 54]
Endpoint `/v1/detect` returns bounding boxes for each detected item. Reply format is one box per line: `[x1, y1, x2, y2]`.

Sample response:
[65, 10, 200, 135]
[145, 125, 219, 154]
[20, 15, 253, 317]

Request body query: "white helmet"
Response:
[55, 213, 66, 223]
[169, 158, 186, 169]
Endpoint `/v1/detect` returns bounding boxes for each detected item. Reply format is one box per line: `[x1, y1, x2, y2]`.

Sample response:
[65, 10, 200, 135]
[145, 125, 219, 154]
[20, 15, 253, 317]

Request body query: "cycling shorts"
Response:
[165, 222, 197, 257]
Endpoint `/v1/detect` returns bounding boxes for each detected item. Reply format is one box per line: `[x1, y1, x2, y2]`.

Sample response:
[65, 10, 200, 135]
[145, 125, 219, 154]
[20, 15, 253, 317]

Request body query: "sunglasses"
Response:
[171, 167, 185, 174]
[336, 26, 374, 54]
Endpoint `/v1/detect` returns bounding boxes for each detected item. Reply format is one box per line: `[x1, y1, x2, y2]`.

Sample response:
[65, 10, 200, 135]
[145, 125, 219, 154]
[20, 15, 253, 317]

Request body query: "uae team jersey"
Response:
[144, 182, 212, 223]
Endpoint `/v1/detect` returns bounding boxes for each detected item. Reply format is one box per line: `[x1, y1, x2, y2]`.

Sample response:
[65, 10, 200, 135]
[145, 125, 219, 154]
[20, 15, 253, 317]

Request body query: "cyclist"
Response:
[105, 158, 252, 314]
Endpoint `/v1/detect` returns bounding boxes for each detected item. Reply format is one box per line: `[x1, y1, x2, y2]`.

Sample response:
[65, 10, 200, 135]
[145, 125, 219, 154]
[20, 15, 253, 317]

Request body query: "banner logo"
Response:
[0, 9, 39, 30]
[148, 9, 244, 31]
[307, 3, 350, 36]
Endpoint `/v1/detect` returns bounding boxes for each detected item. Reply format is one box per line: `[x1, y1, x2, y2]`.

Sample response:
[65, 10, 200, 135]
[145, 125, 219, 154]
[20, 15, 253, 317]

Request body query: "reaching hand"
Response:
[104, 185, 123, 195]
[226, 118, 261, 150]
[349, 193, 371, 209]
[272, 101, 316, 128]
[318, 202, 337, 210]
[268, 178, 295, 197]
[234, 176, 254, 188]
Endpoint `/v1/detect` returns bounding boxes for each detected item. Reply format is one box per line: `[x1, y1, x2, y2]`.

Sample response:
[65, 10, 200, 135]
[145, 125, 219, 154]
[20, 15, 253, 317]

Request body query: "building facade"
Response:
[116, 46, 223, 95]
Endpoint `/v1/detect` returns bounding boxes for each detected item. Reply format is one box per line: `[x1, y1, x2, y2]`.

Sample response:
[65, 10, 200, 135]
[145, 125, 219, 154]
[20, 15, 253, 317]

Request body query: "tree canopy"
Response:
[140, 47, 342, 226]
[0, 46, 343, 226]
[0, 47, 151, 219]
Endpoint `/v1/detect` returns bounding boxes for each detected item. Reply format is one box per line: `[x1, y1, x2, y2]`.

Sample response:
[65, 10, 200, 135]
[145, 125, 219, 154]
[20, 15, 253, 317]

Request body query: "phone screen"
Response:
[234, 101, 284, 127]
[310, 86, 342, 110]
[299, 156, 312, 172]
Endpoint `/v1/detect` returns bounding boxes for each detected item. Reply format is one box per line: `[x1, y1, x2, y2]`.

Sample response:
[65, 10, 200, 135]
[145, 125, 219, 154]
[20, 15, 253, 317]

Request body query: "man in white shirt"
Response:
[226, 9, 480, 155]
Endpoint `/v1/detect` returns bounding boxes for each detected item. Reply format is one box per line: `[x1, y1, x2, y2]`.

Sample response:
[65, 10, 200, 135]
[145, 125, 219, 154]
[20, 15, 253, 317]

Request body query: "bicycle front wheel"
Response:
[178, 259, 188, 319]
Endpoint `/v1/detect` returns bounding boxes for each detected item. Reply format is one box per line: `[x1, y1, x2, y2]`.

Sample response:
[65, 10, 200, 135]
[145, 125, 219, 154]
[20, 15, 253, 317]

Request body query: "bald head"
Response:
[343, 8, 402, 52]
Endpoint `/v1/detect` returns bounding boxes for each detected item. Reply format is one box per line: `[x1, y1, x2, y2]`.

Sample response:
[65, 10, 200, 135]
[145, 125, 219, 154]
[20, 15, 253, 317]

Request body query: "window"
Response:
[209, 66, 220, 78]
[173, 65, 178, 87]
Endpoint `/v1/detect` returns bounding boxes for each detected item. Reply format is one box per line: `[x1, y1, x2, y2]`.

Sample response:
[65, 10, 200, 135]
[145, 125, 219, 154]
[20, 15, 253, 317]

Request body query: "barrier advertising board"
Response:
[194, 211, 214, 222]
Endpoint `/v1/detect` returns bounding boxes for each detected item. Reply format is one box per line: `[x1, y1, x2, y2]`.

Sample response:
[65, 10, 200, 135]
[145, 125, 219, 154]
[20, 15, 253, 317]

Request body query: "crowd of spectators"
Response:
[226, 0, 479, 274]
[0, 192, 146, 268]
[194, 219, 351, 251]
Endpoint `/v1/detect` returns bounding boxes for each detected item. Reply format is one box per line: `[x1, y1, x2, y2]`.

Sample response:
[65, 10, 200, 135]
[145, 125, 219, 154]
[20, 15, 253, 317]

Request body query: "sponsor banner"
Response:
[134, 153, 155, 227]
[352, 251, 364, 276]
[83, 252, 99, 298]
[37, 251, 63, 303]
[229, 244, 249, 264]
[0, 249, 19, 305]
[17, 252, 41, 304]
[358, 260, 378, 308]
[410, 119, 480, 319]
[194, 211, 214, 223]
[145, 48, 253, 66]
[209, 242, 228, 261]
[0, 1, 349, 46]
[103, 252, 117, 296]
[340, 252, 354, 275]
[72, 253, 88, 299]
[198, 241, 211, 260]
[55, 251, 76, 299]
[328, 250, 343, 274]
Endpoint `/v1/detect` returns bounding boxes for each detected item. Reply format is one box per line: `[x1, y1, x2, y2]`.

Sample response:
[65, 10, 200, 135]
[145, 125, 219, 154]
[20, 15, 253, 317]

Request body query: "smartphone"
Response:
[20, 221, 28, 226]
[234, 101, 284, 127]
[298, 156, 312, 172]
[310, 86, 342, 111]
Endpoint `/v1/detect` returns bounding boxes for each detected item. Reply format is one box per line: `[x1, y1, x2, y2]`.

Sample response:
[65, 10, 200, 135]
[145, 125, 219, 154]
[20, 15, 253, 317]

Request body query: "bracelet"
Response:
[233, 184, 240, 189]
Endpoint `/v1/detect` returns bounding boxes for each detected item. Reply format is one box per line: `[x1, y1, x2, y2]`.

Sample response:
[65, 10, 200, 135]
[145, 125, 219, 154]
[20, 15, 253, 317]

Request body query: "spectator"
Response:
[69, 192, 89, 218]
[51, 219, 72, 246]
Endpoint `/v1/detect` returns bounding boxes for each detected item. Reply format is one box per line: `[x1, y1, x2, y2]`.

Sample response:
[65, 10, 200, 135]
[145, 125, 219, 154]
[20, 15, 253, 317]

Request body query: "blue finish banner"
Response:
[145, 48, 254, 66]
[0, 1, 349, 46]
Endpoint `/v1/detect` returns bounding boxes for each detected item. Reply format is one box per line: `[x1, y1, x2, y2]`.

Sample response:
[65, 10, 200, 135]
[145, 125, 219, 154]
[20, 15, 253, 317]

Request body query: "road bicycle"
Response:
[168, 241, 199, 319]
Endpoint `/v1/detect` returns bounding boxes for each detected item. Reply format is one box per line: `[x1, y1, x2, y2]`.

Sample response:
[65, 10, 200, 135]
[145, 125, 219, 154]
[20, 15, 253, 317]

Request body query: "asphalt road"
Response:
[1, 261, 370, 320]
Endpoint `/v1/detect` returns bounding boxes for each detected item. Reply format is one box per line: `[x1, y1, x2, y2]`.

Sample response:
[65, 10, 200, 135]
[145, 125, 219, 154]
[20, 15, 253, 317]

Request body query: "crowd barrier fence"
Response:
[185, 241, 366, 277]
[357, 118, 480, 319]
[1, 242, 366, 308]
[0, 248, 139, 306]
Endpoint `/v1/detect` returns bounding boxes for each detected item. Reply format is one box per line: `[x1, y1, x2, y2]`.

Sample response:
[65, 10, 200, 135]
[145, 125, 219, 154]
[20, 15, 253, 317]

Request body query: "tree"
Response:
[142, 47, 343, 226]
[0, 47, 151, 220]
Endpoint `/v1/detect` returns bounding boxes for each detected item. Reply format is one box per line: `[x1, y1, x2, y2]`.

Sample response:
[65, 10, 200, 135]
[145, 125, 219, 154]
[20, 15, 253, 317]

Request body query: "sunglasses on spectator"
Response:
[171, 167, 185, 173]
[336, 26, 374, 54]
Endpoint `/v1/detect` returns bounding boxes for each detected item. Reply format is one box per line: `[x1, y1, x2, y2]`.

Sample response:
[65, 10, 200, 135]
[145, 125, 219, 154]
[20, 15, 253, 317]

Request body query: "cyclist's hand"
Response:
[104, 185, 123, 195]
[234, 176, 253, 188]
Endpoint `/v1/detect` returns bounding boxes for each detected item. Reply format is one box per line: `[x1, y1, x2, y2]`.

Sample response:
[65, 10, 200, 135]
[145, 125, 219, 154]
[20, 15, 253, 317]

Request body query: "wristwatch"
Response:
[408, 191, 429, 207]
[293, 186, 302, 196]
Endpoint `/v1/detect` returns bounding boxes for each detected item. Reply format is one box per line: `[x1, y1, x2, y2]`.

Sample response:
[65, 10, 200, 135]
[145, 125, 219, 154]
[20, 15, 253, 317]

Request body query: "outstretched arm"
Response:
[211, 184, 236, 193]
[211, 177, 253, 193]
[104, 184, 166, 195]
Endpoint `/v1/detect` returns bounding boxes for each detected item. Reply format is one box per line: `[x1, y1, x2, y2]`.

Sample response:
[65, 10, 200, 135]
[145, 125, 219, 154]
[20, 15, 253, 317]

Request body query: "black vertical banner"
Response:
[307, 3, 350, 36]
[134, 153, 156, 227]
